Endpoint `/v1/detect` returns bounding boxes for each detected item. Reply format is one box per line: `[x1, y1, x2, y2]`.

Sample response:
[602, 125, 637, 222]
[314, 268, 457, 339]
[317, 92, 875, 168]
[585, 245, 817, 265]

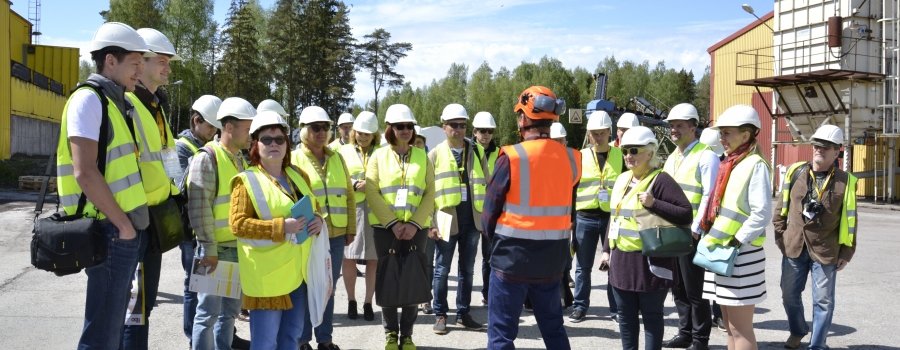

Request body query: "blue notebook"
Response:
[290, 196, 314, 245]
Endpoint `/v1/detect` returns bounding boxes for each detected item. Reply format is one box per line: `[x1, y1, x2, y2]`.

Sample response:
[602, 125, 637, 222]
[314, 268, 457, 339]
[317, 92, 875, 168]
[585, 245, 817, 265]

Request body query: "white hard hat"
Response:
[89, 22, 156, 57]
[337, 113, 355, 125]
[440, 103, 469, 122]
[385, 104, 417, 125]
[713, 104, 760, 129]
[353, 111, 378, 133]
[617, 113, 640, 128]
[550, 122, 567, 138]
[620, 126, 658, 147]
[299, 106, 331, 125]
[136, 28, 181, 60]
[249, 110, 290, 136]
[257, 99, 288, 117]
[666, 103, 699, 122]
[217, 97, 256, 121]
[811, 124, 844, 147]
[472, 112, 496, 129]
[699, 128, 724, 156]
[191, 95, 222, 129]
[587, 111, 613, 130]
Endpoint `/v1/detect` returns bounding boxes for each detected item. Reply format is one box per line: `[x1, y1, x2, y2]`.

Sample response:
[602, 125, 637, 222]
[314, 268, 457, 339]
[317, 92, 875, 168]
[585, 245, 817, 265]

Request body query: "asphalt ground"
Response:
[1, 193, 898, 349]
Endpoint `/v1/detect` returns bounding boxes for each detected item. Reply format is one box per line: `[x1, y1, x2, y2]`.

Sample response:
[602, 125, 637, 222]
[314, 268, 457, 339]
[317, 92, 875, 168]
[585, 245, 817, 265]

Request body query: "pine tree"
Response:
[359, 28, 412, 116]
[100, 0, 163, 29]
[216, 0, 270, 104]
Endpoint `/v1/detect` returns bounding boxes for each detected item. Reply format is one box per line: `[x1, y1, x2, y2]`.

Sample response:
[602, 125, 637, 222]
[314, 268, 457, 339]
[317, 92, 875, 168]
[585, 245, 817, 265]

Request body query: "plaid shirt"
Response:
[187, 142, 246, 257]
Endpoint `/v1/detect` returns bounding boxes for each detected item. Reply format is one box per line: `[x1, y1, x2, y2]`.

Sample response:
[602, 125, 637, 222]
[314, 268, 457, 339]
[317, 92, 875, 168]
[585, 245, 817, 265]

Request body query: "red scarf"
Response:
[700, 141, 755, 233]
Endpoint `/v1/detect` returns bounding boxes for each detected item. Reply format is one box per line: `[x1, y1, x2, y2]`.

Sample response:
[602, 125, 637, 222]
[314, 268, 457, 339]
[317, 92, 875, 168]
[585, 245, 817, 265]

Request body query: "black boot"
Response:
[348, 300, 358, 319]
[232, 327, 250, 350]
[363, 302, 375, 321]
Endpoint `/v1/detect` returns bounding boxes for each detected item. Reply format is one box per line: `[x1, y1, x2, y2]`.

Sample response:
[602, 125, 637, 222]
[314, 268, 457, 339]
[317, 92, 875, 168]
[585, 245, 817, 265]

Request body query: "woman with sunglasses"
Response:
[337, 111, 381, 322]
[598, 126, 692, 350]
[290, 106, 355, 350]
[698, 105, 772, 350]
[229, 111, 324, 350]
[365, 104, 435, 350]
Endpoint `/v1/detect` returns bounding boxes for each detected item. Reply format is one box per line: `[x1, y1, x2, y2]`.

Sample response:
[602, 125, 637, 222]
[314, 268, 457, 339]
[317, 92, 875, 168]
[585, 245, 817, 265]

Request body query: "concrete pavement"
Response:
[1, 196, 898, 349]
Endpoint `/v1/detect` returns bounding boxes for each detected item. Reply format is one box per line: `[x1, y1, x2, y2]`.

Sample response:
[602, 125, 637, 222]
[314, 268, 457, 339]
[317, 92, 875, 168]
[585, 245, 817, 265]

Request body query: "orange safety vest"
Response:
[495, 139, 581, 240]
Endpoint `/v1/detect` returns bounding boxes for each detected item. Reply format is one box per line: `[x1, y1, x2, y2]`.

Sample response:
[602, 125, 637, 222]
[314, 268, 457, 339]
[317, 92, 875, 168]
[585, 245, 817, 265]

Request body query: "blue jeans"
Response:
[781, 247, 838, 350]
[301, 237, 344, 344]
[192, 246, 242, 350]
[78, 222, 145, 350]
[181, 240, 198, 340]
[611, 287, 667, 350]
[250, 284, 308, 350]
[573, 214, 614, 313]
[487, 271, 569, 350]
[433, 221, 480, 317]
[120, 245, 162, 350]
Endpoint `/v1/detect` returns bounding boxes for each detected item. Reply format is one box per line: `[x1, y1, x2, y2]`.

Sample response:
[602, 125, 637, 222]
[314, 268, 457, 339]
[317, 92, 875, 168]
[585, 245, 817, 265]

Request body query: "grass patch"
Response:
[0, 155, 52, 188]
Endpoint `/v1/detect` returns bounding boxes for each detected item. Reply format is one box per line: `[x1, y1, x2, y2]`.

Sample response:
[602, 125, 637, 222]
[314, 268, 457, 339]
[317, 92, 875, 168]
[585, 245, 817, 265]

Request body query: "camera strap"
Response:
[808, 167, 835, 201]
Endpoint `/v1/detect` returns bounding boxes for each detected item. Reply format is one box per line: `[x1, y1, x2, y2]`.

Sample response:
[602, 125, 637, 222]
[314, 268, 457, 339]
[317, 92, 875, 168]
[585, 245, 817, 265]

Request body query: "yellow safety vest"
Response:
[780, 162, 858, 247]
[125, 92, 179, 205]
[702, 154, 767, 247]
[206, 142, 246, 243]
[233, 166, 315, 298]
[608, 169, 661, 252]
[432, 141, 488, 211]
[328, 138, 346, 152]
[338, 143, 377, 204]
[367, 146, 428, 226]
[57, 86, 147, 219]
[663, 142, 711, 216]
[291, 146, 351, 229]
[176, 136, 200, 155]
[477, 143, 500, 177]
[576, 146, 624, 211]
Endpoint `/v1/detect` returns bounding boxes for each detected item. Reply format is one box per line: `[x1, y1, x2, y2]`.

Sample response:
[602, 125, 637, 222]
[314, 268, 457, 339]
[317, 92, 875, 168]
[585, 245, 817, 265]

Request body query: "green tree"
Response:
[359, 28, 412, 116]
[78, 60, 93, 83]
[266, 0, 303, 124]
[693, 66, 711, 126]
[100, 0, 163, 29]
[216, 0, 269, 104]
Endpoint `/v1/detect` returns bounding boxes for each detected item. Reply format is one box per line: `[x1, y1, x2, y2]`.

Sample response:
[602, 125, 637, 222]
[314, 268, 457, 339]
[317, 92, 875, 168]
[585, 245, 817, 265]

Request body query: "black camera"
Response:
[804, 200, 824, 219]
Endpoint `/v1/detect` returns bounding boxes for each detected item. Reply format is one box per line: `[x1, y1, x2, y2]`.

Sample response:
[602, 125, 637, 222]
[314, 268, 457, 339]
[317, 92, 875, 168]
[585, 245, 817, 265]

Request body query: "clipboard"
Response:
[290, 196, 315, 244]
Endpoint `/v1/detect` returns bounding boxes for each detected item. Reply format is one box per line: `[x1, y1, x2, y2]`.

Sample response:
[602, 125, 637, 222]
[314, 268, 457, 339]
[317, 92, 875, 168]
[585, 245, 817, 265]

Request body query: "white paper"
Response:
[124, 263, 145, 326]
[161, 147, 183, 181]
[460, 184, 468, 202]
[598, 189, 609, 203]
[189, 259, 242, 299]
[395, 188, 409, 207]
[608, 219, 620, 240]
[436, 210, 454, 242]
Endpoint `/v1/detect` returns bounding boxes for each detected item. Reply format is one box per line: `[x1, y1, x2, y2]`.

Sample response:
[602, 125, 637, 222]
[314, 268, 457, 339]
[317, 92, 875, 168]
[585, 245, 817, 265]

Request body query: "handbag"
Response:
[692, 243, 738, 277]
[375, 238, 432, 308]
[147, 196, 185, 254]
[633, 175, 693, 257]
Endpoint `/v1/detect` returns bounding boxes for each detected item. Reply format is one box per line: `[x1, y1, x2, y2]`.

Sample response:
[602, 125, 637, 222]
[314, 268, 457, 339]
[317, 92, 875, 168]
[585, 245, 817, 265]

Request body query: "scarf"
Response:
[700, 141, 755, 233]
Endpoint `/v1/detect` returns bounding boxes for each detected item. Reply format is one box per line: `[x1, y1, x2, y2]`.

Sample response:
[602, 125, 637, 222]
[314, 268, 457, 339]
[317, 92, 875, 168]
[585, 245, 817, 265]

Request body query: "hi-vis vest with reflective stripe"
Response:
[781, 162, 858, 247]
[495, 139, 581, 240]
[663, 142, 711, 216]
[609, 169, 661, 252]
[576, 146, 624, 211]
[432, 141, 487, 211]
[207, 142, 246, 243]
[126, 92, 179, 205]
[704, 154, 767, 247]
[233, 166, 315, 298]
[368, 146, 428, 226]
[477, 143, 500, 177]
[291, 147, 351, 228]
[57, 86, 147, 219]
[177, 136, 200, 155]
[338, 144, 376, 205]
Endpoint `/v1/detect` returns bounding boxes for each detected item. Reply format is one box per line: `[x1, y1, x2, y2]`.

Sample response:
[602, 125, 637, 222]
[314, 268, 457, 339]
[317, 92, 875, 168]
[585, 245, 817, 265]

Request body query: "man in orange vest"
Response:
[482, 86, 582, 350]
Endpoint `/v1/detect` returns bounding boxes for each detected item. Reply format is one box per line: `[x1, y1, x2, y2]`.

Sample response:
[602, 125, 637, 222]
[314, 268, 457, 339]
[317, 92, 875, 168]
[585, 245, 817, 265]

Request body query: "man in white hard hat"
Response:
[122, 27, 189, 349]
[57, 21, 154, 349]
[614, 112, 640, 147]
[188, 97, 255, 350]
[330, 112, 356, 150]
[430, 103, 488, 334]
[471, 111, 499, 305]
[550, 122, 568, 145]
[661, 103, 720, 350]
[774, 124, 858, 350]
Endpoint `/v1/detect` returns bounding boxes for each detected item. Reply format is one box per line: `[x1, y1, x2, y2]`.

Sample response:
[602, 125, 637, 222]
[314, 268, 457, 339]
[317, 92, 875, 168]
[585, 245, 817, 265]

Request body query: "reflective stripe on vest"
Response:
[57, 86, 147, 219]
[208, 142, 246, 243]
[234, 166, 314, 297]
[663, 142, 711, 217]
[368, 146, 429, 226]
[338, 143, 377, 204]
[126, 92, 179, 205]
[432, 141, 488, 211]
[291, 147, 351, 228]
[609, 169, 661, 252]
[704, 154, 767, 247]
[495, 139, 581, 241]
[575, 146, 623, 211]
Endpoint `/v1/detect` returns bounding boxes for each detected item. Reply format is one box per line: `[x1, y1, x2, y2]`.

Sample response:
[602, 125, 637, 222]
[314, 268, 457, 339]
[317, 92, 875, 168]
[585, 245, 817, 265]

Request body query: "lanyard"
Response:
[614, 174, 646, 217]
[357, 145, 370, 170]
[808, 167, 835, 200]
[393, 150, 409, 188]
[592, 150, 607, 182]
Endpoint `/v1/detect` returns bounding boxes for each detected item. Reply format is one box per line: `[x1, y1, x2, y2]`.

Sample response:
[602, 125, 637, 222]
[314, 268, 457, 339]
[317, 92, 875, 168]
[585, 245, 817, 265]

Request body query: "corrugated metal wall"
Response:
[852, 141, 900, 198]
[710, 18, 775, 118]
[10, 79, 67, 122]
[10, 115, 59, 156]
[1, 2, 12, 159]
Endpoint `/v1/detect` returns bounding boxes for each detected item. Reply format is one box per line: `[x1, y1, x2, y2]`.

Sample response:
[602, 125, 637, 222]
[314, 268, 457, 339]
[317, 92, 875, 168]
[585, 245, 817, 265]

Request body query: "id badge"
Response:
[460, 185, 468, 202]
[597, 189, 609, 203]
[608, 219, 620, 239]
[161, 147, 183, 180]
[395, 188, 409, 207]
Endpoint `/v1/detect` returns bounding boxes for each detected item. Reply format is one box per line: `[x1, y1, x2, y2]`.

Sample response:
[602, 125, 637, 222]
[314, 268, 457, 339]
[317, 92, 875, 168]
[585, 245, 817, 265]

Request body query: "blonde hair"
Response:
[299, 125, 333, 148]
[644, 144, 662, 169]
[349, 129, 381, 148]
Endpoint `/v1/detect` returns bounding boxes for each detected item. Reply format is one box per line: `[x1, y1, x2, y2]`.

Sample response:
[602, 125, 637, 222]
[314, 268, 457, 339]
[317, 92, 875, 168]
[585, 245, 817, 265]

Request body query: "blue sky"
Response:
[11, 0, 775, 104]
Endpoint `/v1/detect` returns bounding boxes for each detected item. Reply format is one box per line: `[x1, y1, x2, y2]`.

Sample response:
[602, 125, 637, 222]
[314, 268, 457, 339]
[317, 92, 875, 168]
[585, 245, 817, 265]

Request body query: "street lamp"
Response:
[742, 3, 775, 32]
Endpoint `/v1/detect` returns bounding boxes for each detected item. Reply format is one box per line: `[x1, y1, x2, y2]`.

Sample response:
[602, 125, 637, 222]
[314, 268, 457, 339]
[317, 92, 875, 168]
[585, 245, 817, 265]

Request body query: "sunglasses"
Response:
[476, 129, 494, 134]
[622, 147, 642, 155]
[392, 123, 415, 131]
[445, 122, 467, 130]
[307, 123, 329, 133]
[259, 135, 287, 146]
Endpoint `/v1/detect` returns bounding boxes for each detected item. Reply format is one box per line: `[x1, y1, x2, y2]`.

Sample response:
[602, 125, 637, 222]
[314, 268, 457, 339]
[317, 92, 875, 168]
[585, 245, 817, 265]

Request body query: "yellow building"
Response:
[1, 1, 79, 160]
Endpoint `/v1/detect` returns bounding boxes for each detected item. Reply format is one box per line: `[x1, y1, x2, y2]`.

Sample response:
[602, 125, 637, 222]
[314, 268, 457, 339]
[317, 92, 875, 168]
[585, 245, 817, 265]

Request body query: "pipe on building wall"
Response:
[845, 79, 852, 173]
[828, 16, 843, 47]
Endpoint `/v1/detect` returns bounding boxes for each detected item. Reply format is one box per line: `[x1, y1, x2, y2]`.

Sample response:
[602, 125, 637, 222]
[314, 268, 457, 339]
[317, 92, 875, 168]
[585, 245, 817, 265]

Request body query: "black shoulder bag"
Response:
[31, 84, 110, 276]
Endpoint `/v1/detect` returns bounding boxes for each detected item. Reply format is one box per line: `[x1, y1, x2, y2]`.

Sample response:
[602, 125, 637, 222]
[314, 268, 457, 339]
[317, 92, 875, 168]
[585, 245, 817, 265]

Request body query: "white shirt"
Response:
[734, 160, 773, 245]
[66, 89, 103, 141]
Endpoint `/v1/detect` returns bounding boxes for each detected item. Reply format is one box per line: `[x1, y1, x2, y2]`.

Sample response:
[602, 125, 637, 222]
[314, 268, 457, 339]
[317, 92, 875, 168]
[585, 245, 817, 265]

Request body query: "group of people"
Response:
[57, 21, 858, 350]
